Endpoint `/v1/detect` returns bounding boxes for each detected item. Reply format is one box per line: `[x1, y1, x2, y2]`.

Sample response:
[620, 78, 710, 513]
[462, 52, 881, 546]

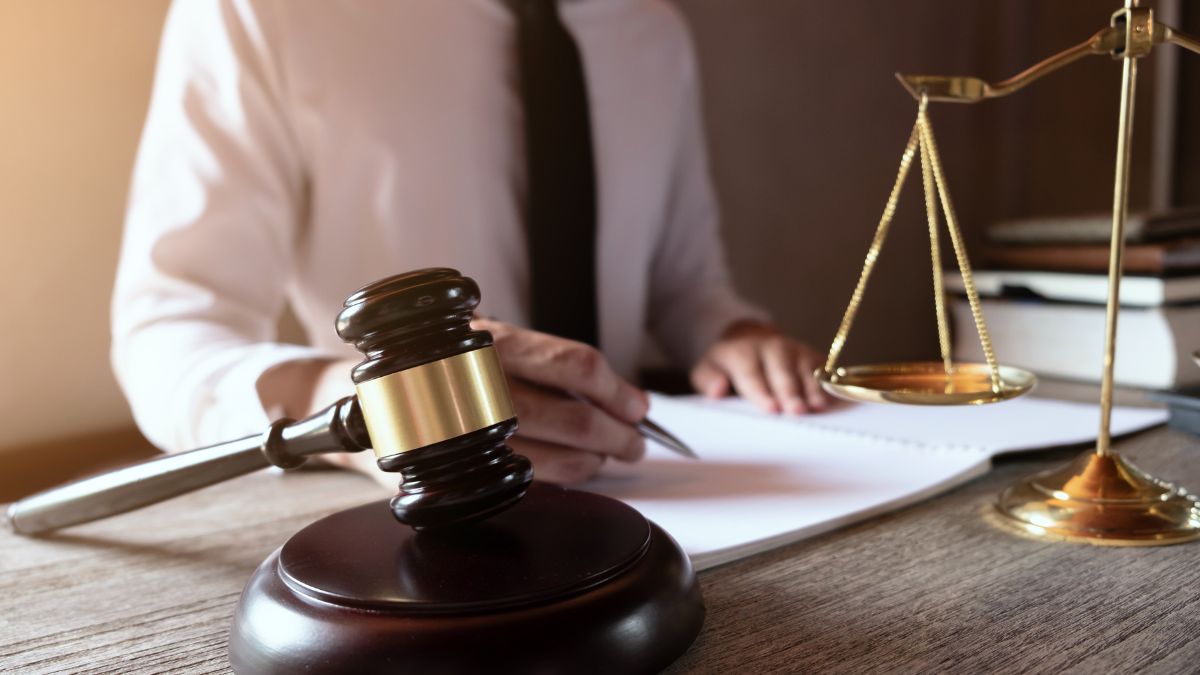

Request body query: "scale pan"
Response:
[819, 362, 1036, 406]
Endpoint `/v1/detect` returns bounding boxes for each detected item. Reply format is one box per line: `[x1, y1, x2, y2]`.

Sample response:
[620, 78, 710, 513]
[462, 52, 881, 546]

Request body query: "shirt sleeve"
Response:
[111, 0, 336, 451]
[645, 27, 770, 369]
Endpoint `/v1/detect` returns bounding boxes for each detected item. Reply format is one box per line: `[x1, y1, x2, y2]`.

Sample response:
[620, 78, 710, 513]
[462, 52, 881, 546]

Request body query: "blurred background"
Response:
[1, 1, 1197, 499]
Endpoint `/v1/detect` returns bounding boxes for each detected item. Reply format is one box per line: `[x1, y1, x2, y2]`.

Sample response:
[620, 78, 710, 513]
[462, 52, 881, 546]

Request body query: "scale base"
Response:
[994, 450, 1200, 546]
[229, 482, 704, 673]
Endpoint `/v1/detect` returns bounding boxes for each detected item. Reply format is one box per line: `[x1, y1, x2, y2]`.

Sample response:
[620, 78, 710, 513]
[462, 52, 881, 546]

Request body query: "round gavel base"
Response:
[228, 482, 704, 674]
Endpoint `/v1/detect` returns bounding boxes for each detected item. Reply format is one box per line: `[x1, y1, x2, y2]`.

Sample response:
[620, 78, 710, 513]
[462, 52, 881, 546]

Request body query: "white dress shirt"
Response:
[112, 0, 765, 451]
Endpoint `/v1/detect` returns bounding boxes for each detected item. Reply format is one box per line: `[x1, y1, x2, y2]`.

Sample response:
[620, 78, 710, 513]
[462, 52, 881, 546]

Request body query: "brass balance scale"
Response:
[819, 1, 1200, 545]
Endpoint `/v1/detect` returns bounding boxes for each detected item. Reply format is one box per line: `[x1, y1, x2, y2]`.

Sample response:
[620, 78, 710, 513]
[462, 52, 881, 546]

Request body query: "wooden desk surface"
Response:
[3, 427, 1199, 673]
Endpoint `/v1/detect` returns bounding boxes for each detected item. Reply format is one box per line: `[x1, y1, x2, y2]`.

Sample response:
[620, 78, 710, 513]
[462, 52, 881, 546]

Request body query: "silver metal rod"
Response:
[7, 396, 370, 535]
[7, 433, 270, 535]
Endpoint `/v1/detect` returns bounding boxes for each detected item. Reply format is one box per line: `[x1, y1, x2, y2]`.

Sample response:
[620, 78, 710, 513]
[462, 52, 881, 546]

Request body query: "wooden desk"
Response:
[3, 427, 1199, 673]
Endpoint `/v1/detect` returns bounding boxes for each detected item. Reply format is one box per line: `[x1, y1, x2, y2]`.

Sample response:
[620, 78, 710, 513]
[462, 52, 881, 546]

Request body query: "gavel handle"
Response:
[6, 396, 372, 536]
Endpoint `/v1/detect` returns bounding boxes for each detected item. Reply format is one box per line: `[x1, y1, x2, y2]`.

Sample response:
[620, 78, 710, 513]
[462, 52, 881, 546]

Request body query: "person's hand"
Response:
[474, 318, 649, 485]
[691, 320, 830, 415]
[259, 320, 648, 487]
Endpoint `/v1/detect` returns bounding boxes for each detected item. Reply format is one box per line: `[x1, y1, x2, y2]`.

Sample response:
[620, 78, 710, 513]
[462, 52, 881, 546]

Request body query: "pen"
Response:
[637, 417, 699, 460]
[568, 392, 698, 459]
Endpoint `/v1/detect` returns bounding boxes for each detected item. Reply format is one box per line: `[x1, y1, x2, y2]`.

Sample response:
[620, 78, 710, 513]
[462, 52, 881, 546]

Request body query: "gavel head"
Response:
[336, 268, 533, 529]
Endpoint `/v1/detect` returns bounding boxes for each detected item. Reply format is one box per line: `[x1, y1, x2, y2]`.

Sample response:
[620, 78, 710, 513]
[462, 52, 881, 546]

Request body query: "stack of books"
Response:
[945, 208, 1200, 390]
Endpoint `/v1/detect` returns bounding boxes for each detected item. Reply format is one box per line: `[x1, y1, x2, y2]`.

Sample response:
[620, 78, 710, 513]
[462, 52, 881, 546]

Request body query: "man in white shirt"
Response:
[112, 0, 828, 486]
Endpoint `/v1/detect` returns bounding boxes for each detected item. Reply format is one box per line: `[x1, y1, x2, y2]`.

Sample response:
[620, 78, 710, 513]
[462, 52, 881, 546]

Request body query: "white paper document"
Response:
[586, 395, 1167, 570]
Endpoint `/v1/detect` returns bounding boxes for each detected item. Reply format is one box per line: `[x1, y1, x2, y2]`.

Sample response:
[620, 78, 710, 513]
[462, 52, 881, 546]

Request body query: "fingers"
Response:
[695, 324, 831, 415]
[795, 346, 828, 411]
[709, 341, 779, 413]
[509, 379, 646, 462]
[468, 318, 648, 483]
[690, 358, 730, 399]
[509, 438, 607, 485]
[761, 338, 806, 415]
[478, 318, 648, 424]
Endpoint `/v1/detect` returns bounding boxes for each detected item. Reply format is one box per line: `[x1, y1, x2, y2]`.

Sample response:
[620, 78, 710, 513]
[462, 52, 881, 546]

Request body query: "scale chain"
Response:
[916, 108, 1002, 393]
[822, 123, 921, 375]
[917, 95, 954, 379]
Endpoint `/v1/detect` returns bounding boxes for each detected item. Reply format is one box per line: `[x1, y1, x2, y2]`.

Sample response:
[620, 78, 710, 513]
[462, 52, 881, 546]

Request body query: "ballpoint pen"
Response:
[637, 417, 699, 460]
[567, 392, 698, 459]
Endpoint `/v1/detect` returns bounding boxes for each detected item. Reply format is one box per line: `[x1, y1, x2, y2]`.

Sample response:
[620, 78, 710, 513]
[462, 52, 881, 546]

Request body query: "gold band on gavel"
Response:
[355, 346, 515, 459]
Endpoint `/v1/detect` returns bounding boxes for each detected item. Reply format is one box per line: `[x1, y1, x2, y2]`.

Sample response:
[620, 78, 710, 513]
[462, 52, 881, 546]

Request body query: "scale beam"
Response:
[896, 13, 1200, 103]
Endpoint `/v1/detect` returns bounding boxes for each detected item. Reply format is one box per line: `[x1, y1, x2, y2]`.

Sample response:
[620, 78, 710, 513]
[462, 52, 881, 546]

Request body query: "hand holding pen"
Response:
[298, 318, 694, 490]
[474, 318, 695, 484]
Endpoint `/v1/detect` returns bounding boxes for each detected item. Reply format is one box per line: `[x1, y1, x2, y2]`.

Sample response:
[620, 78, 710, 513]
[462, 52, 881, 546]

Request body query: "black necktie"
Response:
[506, 0, 599, 347]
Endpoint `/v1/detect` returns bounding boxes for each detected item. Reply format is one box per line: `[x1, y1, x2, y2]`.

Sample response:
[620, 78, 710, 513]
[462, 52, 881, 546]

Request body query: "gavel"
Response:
[7, 268, 533, 535]
[10, 267, 705, 673]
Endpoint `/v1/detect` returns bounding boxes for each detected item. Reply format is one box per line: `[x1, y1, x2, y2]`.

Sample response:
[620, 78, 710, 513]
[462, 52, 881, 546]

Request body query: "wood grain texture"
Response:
[668, 428, 1200, 674]
[3, 430, 1200, 673]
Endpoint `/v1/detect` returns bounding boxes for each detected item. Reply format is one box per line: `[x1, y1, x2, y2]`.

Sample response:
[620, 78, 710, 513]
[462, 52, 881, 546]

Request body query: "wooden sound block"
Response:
[228, 482, 704, 674]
